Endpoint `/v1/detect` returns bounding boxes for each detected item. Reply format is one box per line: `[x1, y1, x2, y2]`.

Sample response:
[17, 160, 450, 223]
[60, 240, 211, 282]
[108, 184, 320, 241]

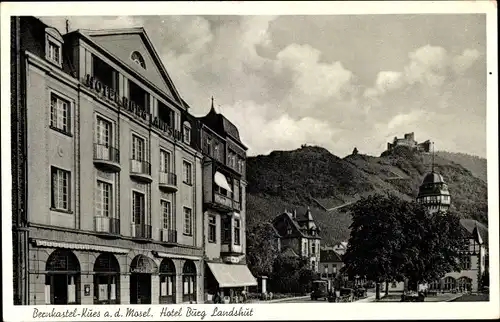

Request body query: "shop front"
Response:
[129, 254, 158, 304]
[205, 262, 257, 303]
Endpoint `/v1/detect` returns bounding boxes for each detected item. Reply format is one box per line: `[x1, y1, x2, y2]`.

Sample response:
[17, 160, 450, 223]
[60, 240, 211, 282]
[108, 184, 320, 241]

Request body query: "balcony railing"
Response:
[159, 172, 178, 192]
[214, 192, 233, 208]
[94, 216, 120, 235]
[160, 229, 177, 243]
[93, 143, 121, 171]
[130, 159, 152, 182]
[131, 223, 152, 239]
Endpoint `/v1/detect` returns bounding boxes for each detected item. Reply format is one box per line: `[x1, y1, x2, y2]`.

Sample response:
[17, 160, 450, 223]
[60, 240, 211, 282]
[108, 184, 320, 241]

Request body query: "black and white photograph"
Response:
[2, 1, 498, 321]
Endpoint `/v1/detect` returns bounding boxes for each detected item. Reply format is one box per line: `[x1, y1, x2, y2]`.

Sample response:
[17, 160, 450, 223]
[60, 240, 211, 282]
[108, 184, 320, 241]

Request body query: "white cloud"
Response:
[452, 49, 481, 75]
[221, 100, 338, 156]
[276, 43, 354, 106]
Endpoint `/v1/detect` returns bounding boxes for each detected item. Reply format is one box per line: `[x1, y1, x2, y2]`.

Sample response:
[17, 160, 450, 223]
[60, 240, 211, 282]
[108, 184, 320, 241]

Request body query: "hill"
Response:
[246, 145, 488, 246]
[436, 151, 487, 182]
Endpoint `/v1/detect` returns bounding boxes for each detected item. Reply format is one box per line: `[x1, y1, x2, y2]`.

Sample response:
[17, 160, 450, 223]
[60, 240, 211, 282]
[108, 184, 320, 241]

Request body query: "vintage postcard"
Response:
[1, 1, 498, 321]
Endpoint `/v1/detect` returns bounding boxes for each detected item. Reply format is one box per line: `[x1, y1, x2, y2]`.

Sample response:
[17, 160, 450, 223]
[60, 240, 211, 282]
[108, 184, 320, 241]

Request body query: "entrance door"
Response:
[53, 275, 68, 305]
[130, 273, 151, 304]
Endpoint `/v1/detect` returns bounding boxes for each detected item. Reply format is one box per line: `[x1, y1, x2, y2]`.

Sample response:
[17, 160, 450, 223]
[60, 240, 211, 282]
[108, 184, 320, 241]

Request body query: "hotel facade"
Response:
[11, 16, 254, 305]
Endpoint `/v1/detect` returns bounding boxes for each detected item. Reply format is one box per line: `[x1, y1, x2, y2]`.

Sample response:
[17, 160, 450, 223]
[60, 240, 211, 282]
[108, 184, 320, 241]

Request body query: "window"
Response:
[460, 255, 471, 270]
[233, 180, 240, 202]
[132, 135, 145, 161]
[132, 191, 145, 224]
[161, 200, 172, 230]
[131, 51, 146, 69]
[50, 93, 70, 133]
[160, 150, 171, 173]
[206, 138, 212, 155]
[222, 217, 231, 244]
[92, 55, 118, 91]
[312, 242, 316, 255]
[158, 101, 173, 128]
[234, 218, 241, 245]
[96, 116, 112, 146]
[214, 143, 220, 160]
[183, 207, 192, 236]
[128, 80, 149, 112]
[51, 167, 70, 211]
[182, 161, 192, 185]
[183, 122, 191, 144]
[47, 40, 61, 64]
[208, 215, 216, 243]
[96, 181, 112, 217]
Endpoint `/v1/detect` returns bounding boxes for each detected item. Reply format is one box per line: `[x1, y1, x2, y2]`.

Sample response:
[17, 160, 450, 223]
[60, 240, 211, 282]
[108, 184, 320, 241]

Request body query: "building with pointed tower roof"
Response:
[194, 97, 257, 302]
[416, 144, 451, 214]
[272, 207, 321, 272]
[417, 143, 488, 293]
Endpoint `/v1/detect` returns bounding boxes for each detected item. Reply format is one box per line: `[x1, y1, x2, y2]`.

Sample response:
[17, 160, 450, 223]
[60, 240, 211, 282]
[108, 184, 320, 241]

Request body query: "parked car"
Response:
[355, 287, 367, 299]
[311, 280, 330, 301]
[339, 288, 355, 302]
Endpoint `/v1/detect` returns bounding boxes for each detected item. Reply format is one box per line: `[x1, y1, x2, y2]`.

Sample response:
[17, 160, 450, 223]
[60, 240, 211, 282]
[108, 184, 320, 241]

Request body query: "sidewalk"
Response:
[355, 292, 377, 302]
[247, 295, 310, 303]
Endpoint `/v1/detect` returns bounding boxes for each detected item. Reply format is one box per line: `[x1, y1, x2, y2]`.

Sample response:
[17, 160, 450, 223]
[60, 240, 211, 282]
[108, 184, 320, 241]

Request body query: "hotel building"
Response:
[11, 16, 205, 305]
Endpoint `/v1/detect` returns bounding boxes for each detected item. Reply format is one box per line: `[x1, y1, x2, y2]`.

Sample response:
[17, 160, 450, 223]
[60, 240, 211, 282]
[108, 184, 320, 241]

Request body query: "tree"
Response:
[342, 194, 407, 299]
[342, 194, 464, 299]
[398, 209, 464, 290]
[246, 222, 279, 278]
[269, 255, 315, 294]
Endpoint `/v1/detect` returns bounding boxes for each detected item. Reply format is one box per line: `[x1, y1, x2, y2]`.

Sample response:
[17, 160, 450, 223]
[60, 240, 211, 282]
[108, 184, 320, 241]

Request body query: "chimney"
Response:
[293, 209, 297, 219]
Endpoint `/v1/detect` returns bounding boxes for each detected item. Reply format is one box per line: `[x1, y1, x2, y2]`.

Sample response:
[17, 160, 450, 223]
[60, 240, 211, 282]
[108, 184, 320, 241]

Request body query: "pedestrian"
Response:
[213, 291, 221, 304]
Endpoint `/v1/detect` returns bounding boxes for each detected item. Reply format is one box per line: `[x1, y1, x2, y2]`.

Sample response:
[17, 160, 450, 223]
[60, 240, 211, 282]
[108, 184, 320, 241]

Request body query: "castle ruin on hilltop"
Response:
[386, 132, 431, 153]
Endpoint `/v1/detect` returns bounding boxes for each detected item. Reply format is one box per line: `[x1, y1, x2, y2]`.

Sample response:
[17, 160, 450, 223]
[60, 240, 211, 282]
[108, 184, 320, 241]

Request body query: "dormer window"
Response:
[45, 27, 64, 67]
[131, 51, 146, 69]
[183, 122, 191, 145]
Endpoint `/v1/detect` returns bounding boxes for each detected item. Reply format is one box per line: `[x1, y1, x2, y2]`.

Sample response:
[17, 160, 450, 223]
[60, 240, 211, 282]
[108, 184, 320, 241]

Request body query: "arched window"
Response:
[45, 249, 81, 305]
[443, 276, 456, 291]
[159, 258, 176, 304]
[182, 261, 197, 303]
[131, 51, 146, 69]
[93, 253, 120, 304]
[429, 280, 440, 290]
[457, 277, 472, 292]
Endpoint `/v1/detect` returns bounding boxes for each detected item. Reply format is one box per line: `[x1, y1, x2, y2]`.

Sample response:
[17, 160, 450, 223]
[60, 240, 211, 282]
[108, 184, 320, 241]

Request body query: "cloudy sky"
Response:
[39, 14, 487, 158]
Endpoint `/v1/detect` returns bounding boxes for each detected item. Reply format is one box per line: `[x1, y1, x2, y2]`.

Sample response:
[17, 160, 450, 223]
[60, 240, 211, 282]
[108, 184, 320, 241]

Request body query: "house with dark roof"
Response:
[272, 207, 321, 272]
[319, 248, 344, 279]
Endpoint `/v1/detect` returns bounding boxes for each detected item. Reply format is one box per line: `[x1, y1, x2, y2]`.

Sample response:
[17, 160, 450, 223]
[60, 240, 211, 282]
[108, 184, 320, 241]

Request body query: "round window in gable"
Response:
[131, 51, 146, 69]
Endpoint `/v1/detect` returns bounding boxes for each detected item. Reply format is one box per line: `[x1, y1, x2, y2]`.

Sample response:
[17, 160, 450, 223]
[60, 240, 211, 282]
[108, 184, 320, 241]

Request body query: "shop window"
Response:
[159, 259, 176, 304]
[93, 253, 120, 304]
[45, 249, 81, 305]
[182, 261, 197, 303]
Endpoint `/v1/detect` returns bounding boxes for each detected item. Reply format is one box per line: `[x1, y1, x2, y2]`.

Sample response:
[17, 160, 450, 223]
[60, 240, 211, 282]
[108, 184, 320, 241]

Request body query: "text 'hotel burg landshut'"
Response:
[11, 16, 257, 305]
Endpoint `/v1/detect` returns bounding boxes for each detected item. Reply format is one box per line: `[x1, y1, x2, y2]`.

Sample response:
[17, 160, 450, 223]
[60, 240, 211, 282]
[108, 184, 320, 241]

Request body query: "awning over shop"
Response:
[32, 239, 129, 254]
[152, 251, 201, 261]
[214, 171, 232, 192]
[207, 263, 257, 288]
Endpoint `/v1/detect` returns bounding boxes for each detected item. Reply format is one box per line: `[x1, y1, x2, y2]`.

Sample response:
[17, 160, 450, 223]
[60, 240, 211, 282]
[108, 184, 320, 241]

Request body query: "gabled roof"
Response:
[320, 249, 343, 263]
[272, 212, 305, 238]
[282, 246, 300, 258]
[272, 210, 321, 239]
[460, 219, 488, 245]
[76, 27, 186, 109]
